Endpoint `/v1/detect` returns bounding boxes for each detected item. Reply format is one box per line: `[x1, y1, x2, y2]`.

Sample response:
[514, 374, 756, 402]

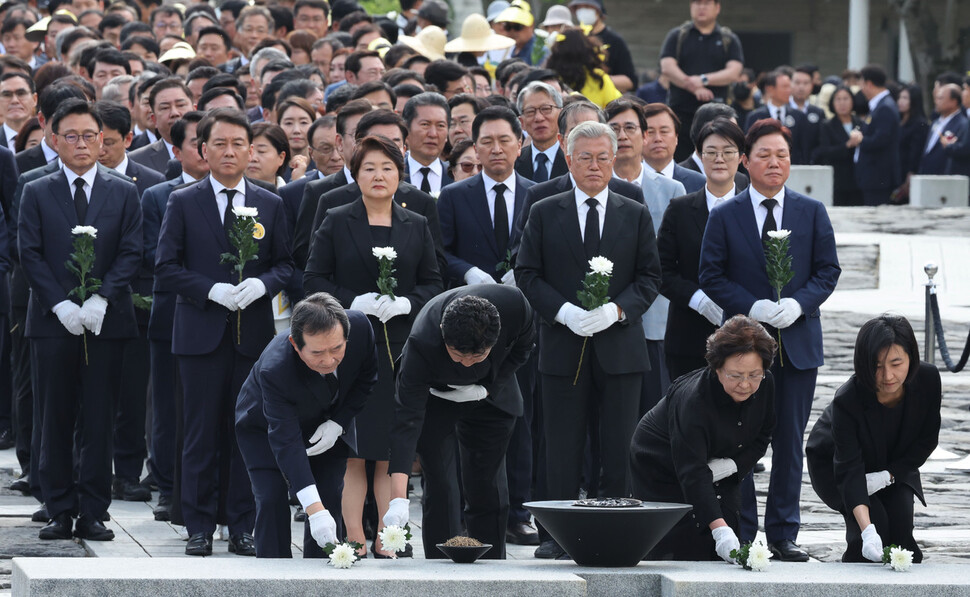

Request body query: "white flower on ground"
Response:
[329, 543, 357, 569]
[747, 541, 771, 571]
[766, 229, 791, 240]
[588, 256, 613, 276]
[232, 205, 258, 218]
[889, 547, 913, 571]
[372, 246, 398, 261]
[378, 525, 408, 554]
[71, 225, 98, 238]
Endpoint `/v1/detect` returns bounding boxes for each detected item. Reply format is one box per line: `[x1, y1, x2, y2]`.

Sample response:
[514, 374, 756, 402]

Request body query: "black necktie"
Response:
[324, 373, 338, 400]
[761, 198, 778, 244]
[419, 166, 432, 193]
[533, 153, 549, 183]
[223, 189, 237, 238]
[778, 107, 785, 123]
[493, 183, 508, 258]
[584, 197, 600, 258]
[73, 178, 87, 223]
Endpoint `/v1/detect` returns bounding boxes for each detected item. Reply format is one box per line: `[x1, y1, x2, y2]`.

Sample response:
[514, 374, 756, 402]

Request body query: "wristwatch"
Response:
[700, 74, 710, 86]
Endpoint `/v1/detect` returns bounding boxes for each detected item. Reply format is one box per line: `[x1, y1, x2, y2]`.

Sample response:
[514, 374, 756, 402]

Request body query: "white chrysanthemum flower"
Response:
[372, 247, 398, 261]
[889, 547, 913, 572]
[588, 256, 613, 276]
[71, 225, 98, 238]
[378, 525, 408, 554]
[329, 543, 357, 569]
[747, 541, 772, 571]
[766, 229, 791, 240]
[232, 205, 259, 218]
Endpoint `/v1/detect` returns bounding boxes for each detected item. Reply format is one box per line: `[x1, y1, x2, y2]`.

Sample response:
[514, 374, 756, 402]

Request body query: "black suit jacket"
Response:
[744, 106, 812, 164]
[277, 170, 320, 301]
[303, 199, 443, 344]
[677, 155, 749, 190]
[129, 130, 153, 151]
[123, 158, 166, 197]
[806, 363, 941, 514]
[856, 93, 902, 189]
[141, 177, 192, 341]
[0, 145, 17, 224]
[656, 188, 718, 359]
[672, 163, 707, 194]
[389, 285, 535, 474]
[514, 146, 568, 181]
[15, 143, 46, 174]
[235, 312, 378, 489]
[293, 169, 350, 268]
[515, 189, 661, 376]
[128, 139, 171, 174]
[813, 116, 864, 194]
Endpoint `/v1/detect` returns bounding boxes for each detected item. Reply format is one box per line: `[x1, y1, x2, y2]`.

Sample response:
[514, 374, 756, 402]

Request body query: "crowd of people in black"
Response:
[0, 0, 946, 565]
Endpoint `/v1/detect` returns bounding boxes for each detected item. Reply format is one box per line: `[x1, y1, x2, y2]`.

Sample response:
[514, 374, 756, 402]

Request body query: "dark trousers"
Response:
[10, 307, 31, 474]
[505, 348, 537, 525]
[639, 339, 670, 416]
[417, 397, 516, 559]
[674, 108, 696, 163]
[237, 425, 348, 558]
[177, 325, 256, 536]
[33, 336, 124, 519]
[0, 314, 11, 433]
[114, 329, 150, 481]
[862, 188, 891, 207]
[665, 353, 708, 385]
[741, 356, 817, 543]
[148, 339, 177, 497]
[842, 483, 922, 563]
[542, 344, 641, 504]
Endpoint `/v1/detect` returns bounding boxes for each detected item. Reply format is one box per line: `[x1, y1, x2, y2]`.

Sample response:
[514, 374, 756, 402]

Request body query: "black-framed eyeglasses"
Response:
[609, 123, 640, 136]
[521, 104, 558, 119]
[702, 149, 740, 160]
[58, 132, 99, 145]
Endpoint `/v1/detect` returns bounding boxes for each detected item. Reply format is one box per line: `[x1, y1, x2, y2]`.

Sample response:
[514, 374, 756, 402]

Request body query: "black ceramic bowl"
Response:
[436, 542, 493, 563]
[525, 500, 691, 567]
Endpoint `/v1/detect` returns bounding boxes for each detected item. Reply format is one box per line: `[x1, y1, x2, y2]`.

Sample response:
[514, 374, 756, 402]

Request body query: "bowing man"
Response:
[236, 293, 378, 558]
[155, 108, 294, 557]
[19, 99, 142, 542]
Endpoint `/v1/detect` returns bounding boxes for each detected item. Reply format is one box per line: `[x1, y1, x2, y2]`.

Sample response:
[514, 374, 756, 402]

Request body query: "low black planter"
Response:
[524, 499, 691, 567]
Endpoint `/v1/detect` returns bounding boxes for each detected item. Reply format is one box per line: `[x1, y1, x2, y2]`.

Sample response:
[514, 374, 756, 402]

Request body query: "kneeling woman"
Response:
[630, 315, 775, 562]
[807, 315, 940, 563]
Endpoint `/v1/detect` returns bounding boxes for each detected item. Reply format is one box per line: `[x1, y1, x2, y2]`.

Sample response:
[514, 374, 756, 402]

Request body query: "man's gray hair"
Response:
[102, 75, 135, 104]
[566, 121, 617, 157]
[250, 47, 289, 80]
[515, 81, 563, 113]
[401, 91, 451, 127]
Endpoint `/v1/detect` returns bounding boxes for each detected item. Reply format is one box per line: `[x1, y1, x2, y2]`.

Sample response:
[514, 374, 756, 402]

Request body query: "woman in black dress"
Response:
[894, 84, 930, 203]
[812, 85, 864, 206]
[807, 315, 940, 563]
[304, 135, 443, 557]
[630, 315, 775, 562]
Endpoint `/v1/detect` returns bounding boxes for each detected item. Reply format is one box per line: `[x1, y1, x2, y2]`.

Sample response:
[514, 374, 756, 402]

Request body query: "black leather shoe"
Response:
[0, 429, 13, 450]
[9, 473, 29, 494]
[139, 472, 158, 492]
[753, 462, 766, 473]
[507, 521, 540, 545]
[185, 532, 213, 556]
[39, 513, 73, 540]
[228, 533, 256, 556]
[153, 495, 172, 521]
[293, 504, 306, 522]
[75, 515, 114, 541]
[113, 476, 151, 501]
[768, 539, 810, 562]
[32, 505, 50, 523]
[534, 539, 565, 559]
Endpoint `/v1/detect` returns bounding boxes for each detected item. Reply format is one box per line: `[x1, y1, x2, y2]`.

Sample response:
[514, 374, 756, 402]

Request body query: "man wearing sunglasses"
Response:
[494, 1, 548, 66]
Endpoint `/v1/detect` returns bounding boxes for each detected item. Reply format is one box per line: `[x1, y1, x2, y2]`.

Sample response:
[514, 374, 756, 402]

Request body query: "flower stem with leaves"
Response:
[66, 226, 101, 365]
[373, 247, 398, 372]
[764, 230, 795, 366]
[573, 256, 613, 385]
[219, 207, 260, 344]
[730, 540, 771, 571]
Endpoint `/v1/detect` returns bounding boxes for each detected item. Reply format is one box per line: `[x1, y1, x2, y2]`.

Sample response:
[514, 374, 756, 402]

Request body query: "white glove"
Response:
[350, 292, 382, 317]
[500, 270, 516, 286]
[234, 277, 267, 309]
[52, 300, 84, 336]
[78, 294, 108, 335]
[748, 299, 782, 324]
[464, 266, 497, 285]
[383, 497, 410, 528]
[429, 384, 488, 402]
[579, 302, 620, 335]
[308, 509, 338, 548]
[861, 523, 884, 562]
[865, 470, 892, 496]
[375, 295, 411, 323]
[208, 283, 238, 311]
[770, 297, 802, 329]
[305, 420, 343, 457]
[695, 293, 724, 326]
[558, 303, 591, 337]
[712, 525, 740, 564]
[707, 458, 738, 482]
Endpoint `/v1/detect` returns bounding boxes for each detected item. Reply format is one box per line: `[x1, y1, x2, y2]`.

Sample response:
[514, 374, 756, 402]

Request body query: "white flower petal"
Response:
[588, 256, 613, 276]
[372, 246, 397, 261]
[329, 543, 357, 569]
[747, 542, 772, 571]
[71, 225, 98, 238]
[766, 229, 791, 239]
[232, 206, 258, 218]
[890, 547, 913, 571]
[378, 525, 408, 554]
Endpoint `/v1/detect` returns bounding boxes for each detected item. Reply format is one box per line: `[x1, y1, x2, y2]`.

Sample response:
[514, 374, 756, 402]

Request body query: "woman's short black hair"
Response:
[291, 292, 350, 348]
[252, 122, 290, 178]
[827, 85, 855, 116]
[705, 315, 777, 371]
[440, 295, 501, 355]
[853, 314, 920, 393]
[349, 134, 405, 182]
[696, 117, 746, 155]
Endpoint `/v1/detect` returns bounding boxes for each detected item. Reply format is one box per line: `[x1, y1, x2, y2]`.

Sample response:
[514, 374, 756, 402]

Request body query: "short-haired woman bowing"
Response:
[630, 315, 776, 562]
[807, 315, 941, 563]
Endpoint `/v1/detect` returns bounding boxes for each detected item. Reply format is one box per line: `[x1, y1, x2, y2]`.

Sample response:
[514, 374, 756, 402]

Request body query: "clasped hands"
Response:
[560, 303, 619, 337]
[53, 295, 108, 335]
[749, 298, 802, 329]
[208, 278, 267, 311]
[350, 292, 411, 323]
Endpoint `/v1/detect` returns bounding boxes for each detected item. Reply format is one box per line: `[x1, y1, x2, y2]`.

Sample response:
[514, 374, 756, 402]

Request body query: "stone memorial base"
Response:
[909, 175, 970, 207]
[787, 165, 834, 207]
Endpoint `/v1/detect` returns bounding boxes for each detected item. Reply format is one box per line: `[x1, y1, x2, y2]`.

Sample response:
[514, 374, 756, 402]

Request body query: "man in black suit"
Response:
[516, 121, 661, 559]
[790, 66, 826, 159]
[402, 93, 455, 195]
[0, 145, 15, 453]
[237, 293, 378, 558]
[129, 78, 193, 174]
[385, 286, 536, 559]
[677, 102, 750, 191]
[852, 65, 902, 206]
[19, 99, 143, 542]
[514, 82, 568, 183]
[918, 83, 969, 177]
[744, 70, 811, 164]
[155, 108, 294, 556]
[642, 103, 707, 193]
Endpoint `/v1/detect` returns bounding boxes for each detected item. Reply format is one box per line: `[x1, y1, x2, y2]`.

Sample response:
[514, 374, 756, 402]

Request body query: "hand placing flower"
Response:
[883, 545, 913, 572]
[731, 540, 771, 572]
[377, 524, 411, 555]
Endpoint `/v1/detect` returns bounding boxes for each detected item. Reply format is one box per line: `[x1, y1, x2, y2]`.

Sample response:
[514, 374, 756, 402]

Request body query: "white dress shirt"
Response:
[482, 171, 516, 234]
[748, 185, 785, 236]
[646, 159, 675, 181]
[343, 165, 355, 184]
[573, 185, 607, 239]
[63, 164, 98, 203]
[691, 152, 706, 175]
[112, 155, 130, 177]
[2, 123, 18, 152]
[40, 138, 58, 164]
[407, 153, 442, 193]
[705, 184, 736, 213]
[210, 176, 247, 221]
[925, 111, 959, 153]
[531, 144, 559, 179]
[163, 139, 175, 160]
[766, 102, 787, 122]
